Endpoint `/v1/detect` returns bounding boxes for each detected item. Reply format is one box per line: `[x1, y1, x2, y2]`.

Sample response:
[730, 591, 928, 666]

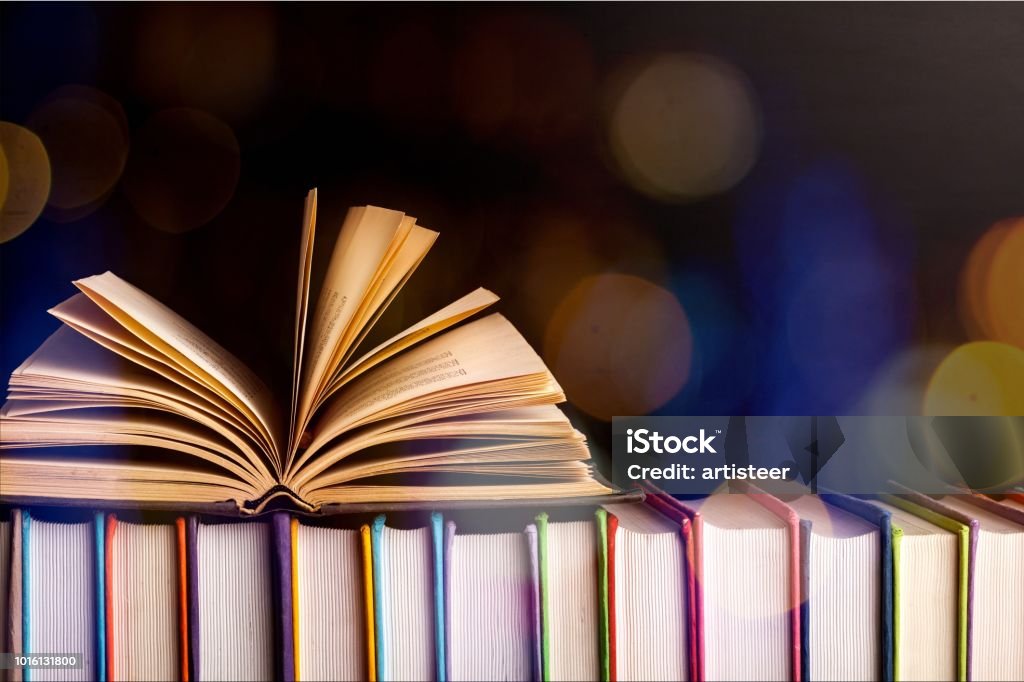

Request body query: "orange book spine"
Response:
[176, 518, 189, 682]
[606, 513, 619, 682]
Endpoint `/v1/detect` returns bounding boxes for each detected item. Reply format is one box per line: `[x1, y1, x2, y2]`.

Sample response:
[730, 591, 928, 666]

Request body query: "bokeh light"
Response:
[0, 122, 51, 243]
[502, 206, 669, 340]
[854, 345, 952, 415]
[135, 4, 277, 121]
[924, 341, 1024, 415]
[959, 217, 1024, 348]
[452, 11, 595, 146]
[27, 85, 129, 222]
[606, 53, 761, 202]
[543, 273, 692, 421]
[122, 108, 240, 234]
[665, 269, 756, 414]
[733, 161, 915, 413]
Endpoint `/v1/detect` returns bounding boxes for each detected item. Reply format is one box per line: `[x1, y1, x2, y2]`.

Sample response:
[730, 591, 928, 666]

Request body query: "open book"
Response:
[0, 191, 618, 514]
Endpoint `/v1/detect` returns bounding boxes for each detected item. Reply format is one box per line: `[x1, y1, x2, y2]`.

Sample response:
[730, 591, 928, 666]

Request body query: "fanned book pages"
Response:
[0, 190, 621, 514]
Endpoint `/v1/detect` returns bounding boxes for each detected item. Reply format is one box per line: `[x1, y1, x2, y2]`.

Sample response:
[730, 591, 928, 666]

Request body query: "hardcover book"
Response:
[667, 491, 802, 682]
[533, 512, 601, 682]
[291, 518, 367, 681]
[0, 191, 624, 515]
[869, 494, 967, 682]
[790, 495, 884, 682]
[444, 518, 534, 681]
[602, 502, 691, 682]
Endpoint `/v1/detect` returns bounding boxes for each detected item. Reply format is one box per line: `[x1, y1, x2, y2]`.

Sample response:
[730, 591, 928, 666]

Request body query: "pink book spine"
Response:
[748, 486, 802, 682]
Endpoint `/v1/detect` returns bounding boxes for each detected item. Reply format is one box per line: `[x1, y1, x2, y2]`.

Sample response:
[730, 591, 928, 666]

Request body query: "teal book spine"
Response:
[431, 512, 446, 682]
[21, 512, 31, 682]
[95, 512, 106, 682]
[370, 515, 387, 681]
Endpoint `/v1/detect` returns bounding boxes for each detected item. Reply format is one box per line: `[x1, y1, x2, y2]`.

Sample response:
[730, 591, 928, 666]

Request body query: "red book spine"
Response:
[176, 517, 189, 682]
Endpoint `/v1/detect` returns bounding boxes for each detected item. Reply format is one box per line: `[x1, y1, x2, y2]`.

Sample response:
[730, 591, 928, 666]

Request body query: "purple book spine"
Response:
[186, 517, 200, 682]
[271, 512, 295, 682]
[525, 524, 541, 682]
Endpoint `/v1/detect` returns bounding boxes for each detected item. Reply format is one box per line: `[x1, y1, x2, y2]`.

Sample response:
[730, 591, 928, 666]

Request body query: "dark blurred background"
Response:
[2, 3, 1023, 471]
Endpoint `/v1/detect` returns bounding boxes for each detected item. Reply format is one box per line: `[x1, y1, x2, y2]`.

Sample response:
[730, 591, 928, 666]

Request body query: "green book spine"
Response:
[890, 521, 904, 682]
[595, 509, 610, 682]
[536, 512, 551, 682]
[883, 495, 969, 682]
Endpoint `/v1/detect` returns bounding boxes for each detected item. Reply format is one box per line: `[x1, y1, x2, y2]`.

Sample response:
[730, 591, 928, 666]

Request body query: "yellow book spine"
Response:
[291, 518, 300, 681]
[361, 524, 377, 682]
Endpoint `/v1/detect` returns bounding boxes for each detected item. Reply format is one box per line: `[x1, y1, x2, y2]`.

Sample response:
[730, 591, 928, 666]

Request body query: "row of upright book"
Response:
[1, 489, 1022, 682]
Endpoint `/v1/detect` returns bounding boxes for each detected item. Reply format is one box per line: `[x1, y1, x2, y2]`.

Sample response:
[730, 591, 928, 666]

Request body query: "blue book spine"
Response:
[21, 511, 31, 682]
[431, 512, 446, 682]
[95, 512, 106, 682]
[370, 515, 387, 681]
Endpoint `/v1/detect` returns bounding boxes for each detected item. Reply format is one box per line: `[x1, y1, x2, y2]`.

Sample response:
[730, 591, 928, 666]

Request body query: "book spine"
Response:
[370, 515, 387, 681]
[290, 518, 299, 682]
[524, 523, 541, 682]
[799, 519, 811, 682]
[186, 517, 200, 682]
[175, 518, 189, 682]
[101, 514, 113, 682]
[20, 512, 29, 682]
[600, 509, 615, 682]
[534, 513, 550, 682]
[6, 510, 23, 682]
[359, 524, 376, 682]
[271, 513, 295, 682]
[430, 512, 446, 682]
[748, 489, 802, 682]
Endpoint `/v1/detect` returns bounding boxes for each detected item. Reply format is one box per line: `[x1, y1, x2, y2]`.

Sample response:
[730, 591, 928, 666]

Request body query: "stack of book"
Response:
[1, 490, 1022, 682]
[1, 194, 1023, 680]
